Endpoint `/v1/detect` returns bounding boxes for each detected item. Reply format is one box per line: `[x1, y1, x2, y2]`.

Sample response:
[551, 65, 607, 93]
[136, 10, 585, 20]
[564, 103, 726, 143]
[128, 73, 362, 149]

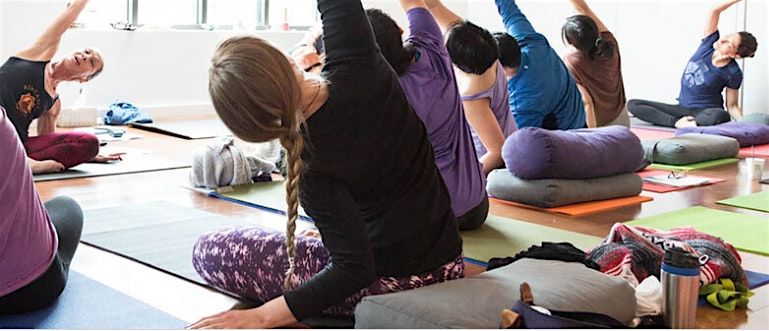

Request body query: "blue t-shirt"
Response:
[495, 0, 585, 130]
[678, 31, 743, 110]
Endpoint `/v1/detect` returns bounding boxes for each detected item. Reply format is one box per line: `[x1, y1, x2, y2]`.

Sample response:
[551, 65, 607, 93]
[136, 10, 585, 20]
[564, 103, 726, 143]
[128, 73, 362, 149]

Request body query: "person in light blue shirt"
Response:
[493, 0, 586, 130]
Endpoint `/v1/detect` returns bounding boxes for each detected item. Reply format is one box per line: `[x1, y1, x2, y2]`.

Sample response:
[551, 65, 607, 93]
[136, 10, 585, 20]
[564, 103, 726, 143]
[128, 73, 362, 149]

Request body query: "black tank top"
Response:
[0, 57, 56, 142]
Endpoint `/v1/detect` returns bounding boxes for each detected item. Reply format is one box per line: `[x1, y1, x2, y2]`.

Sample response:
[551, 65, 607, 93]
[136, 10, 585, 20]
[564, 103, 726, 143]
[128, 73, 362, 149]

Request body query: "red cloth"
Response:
[24, 132, 99, 168]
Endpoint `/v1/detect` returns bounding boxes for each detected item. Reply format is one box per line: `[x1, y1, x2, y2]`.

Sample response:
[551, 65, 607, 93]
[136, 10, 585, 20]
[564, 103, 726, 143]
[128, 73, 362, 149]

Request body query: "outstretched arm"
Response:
[495, 0, 537, 41]
[705, 0, 741, 37]
[568, 0, 608, 32]
[400, 0, 427, 12]
[424, 0, 463, 32]
[16, 0, 90, 61]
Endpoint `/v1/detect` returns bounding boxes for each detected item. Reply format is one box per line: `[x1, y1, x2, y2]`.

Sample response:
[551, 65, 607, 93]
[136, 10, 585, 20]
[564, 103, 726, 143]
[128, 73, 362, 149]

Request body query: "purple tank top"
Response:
[461, 62, 518, 158]
[0, 106, 57, 297]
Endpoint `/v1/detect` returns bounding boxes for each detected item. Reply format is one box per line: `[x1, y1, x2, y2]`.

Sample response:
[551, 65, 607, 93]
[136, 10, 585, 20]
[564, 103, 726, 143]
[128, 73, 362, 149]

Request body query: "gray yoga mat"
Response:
[130, 119, 231, 139]
[33, 153, 190, 182]
[81, 201, 259, 287]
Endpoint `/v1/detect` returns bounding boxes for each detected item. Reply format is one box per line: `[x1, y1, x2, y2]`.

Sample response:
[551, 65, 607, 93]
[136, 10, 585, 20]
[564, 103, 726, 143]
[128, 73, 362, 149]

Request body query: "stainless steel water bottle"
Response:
[661, 247, 700, 329]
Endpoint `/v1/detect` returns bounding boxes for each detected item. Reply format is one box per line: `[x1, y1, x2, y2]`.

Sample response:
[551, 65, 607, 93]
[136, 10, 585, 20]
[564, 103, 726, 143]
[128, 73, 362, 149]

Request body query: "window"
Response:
[267, 0, 318, 29]
[81, 0, 128, 29]
[137, 0, 198, 27]
[207, 0, 260, 29]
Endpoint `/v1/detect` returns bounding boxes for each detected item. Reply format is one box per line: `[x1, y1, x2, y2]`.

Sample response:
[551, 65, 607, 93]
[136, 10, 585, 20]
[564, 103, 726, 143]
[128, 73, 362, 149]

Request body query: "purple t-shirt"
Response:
[0, 106, 57, 297]
[678, 31, 743, 110]
[462, 62, 519, 158]
[399, 8, 486, 217]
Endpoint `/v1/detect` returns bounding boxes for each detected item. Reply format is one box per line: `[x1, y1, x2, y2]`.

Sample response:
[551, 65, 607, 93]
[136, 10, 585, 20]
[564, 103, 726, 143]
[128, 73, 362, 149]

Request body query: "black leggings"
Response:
[0, 196, 83, 315]
[627, 99, 731, 128]
[456, 195, 489, 231]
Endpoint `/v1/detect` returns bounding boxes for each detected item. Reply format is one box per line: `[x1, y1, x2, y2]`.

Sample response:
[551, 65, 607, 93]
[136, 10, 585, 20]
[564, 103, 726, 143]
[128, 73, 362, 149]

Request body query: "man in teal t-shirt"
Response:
[494, 0, 586, 130]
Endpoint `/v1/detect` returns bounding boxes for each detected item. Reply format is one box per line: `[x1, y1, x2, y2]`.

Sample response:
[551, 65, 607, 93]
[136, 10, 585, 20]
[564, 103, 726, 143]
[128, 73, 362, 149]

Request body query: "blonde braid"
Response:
[281, 129, 304, 291]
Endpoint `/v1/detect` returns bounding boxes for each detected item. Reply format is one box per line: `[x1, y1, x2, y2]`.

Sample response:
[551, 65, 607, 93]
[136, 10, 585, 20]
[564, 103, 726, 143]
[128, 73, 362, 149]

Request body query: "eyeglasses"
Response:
[668, 171, 687, 180]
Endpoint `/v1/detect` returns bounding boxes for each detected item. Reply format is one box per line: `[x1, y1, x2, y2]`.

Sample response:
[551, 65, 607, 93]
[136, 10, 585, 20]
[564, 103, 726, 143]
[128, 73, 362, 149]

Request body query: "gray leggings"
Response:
[0, 196, 84, 315]
[627, 99, 731, 128]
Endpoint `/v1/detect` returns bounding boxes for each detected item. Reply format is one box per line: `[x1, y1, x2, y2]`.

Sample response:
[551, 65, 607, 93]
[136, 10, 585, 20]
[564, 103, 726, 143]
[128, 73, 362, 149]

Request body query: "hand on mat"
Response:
[90, 153, 126, 163]
[188, 309, 263, 329]
[675, 116, 697, 128]
[30, 159, 65, 174]
[300, 229, 321, 239]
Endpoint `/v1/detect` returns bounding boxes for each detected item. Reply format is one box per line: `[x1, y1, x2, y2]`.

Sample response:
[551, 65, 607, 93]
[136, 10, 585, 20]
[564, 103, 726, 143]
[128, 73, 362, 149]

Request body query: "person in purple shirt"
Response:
[0, 106, 84, 315]
[366, 0, 488, 230]
[424, 0, 518, 175]
[628, 0, 757, 128]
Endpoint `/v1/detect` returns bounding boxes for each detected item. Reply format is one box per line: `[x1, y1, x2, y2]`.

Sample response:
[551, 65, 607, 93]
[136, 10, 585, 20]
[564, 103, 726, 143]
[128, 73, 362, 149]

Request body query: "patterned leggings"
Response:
[24, 132, 100, 168]
[192, 227, 464, 317]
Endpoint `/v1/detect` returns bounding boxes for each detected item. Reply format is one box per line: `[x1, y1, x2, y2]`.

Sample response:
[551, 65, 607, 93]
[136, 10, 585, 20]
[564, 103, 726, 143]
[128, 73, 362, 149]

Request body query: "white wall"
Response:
[1, 0, 766, 114]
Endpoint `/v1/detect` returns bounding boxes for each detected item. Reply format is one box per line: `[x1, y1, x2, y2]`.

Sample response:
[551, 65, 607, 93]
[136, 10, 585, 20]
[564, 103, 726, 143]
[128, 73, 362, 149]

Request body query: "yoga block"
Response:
[642, 134, 739, 165]
[486, 170, 642, 208]
[676, 122, 769, 147]
[503, 126, 644, 180]
[354, 259, 636, 328]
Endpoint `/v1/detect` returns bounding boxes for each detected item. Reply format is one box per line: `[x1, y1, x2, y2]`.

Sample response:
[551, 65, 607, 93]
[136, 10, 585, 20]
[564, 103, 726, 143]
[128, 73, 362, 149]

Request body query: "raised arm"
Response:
[705, 0, 741, 37]
[495, 0, 538, 41]
[568, 0, 608, 32]
[16, 0, 90, 61]
[400, 0, 427, 12]
[424, 0, 463, 32]
[319, 0, 379, 62]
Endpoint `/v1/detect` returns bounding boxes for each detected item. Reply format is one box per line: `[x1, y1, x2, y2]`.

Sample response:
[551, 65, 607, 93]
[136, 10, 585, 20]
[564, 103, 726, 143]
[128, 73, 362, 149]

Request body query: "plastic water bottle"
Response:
[661, 247, 700, 329]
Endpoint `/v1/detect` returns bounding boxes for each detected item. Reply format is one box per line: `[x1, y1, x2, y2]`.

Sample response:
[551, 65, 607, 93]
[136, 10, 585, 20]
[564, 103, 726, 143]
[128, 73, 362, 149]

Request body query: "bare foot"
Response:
[675, 116, 697, 128]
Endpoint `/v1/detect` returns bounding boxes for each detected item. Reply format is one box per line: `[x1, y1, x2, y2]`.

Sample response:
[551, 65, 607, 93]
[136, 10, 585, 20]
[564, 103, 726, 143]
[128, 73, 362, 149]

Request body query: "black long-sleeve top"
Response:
[282, 0, 462, 320]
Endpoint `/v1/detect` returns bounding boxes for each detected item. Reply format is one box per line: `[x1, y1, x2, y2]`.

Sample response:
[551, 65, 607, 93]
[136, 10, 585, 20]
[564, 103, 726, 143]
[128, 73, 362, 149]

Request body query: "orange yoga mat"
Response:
[490, 195, 654, 217]
[738, 144, 769, 158]
[630, 127, 676, 141]
[638, 170, 725, 193]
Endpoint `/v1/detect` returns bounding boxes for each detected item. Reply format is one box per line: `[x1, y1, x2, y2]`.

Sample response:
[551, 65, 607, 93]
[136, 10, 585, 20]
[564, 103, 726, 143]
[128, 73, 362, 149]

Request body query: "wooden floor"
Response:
[33, 124, 769, 329]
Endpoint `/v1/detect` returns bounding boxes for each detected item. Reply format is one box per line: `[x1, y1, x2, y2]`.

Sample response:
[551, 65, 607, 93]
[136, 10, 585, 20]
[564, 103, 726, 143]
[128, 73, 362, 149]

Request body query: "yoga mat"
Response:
[213, 181, 312, 221]
[630, 117, 677, 132]
[0, 272, 185, 329]
[630, 127, 676, 141]
[33, 153, 190, 182]
[746, 270, 769, 289]
[648, 158, 739, 172]
[738, 144, 769, 158]
[626, 207, 769, 256]
[82, 201, 258, 287]
[717, 191, 769, 213]
[638, 170, 725, 193]
[130, 119, 231, 139]
[461, 215, 602, 263]
[490, 195, 653, 217]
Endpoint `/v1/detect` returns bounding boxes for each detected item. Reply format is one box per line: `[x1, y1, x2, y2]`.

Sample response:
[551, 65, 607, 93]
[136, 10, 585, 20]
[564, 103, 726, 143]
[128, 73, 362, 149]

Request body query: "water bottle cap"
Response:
[663, 247, 700, 269]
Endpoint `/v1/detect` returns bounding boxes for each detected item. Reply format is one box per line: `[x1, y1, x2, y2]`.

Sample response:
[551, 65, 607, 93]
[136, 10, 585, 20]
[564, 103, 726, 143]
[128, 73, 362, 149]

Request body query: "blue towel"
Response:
[104, 102, 153, 125]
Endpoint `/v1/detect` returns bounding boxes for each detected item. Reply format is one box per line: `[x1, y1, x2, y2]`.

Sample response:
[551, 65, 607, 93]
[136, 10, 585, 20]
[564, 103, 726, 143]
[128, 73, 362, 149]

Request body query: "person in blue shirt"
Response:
[628, 0, 757, 128]
[493, 0, 586, 130]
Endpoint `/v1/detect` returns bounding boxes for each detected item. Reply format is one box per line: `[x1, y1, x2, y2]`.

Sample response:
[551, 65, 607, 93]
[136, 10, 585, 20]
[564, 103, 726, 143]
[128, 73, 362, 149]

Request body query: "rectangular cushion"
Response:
[642, 134, 739, 165]
[486, 170, 642, 208]
[354, 259, 637, 329]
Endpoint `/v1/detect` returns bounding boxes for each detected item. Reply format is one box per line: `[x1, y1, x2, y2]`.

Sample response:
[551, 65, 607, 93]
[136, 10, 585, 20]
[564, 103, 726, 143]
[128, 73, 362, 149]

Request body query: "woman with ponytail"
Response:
[366, 0, 488, 231]
[189, 0, 463, 328]
[562, 0, 629, 128]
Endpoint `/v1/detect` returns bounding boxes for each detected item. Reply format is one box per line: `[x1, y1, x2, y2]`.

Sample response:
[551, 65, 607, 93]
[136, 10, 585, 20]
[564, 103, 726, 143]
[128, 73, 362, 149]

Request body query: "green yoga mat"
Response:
[717, 191, 769, 213]
[648, 158, 739, 172]
[215, 181, 310, 219]
[461, 216, 602, 263]
[627, 207, 769, 255]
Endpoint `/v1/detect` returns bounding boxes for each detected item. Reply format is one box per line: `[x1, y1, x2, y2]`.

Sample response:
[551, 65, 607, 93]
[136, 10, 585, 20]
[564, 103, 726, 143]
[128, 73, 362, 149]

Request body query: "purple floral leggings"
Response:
[192, 227, 464, 317]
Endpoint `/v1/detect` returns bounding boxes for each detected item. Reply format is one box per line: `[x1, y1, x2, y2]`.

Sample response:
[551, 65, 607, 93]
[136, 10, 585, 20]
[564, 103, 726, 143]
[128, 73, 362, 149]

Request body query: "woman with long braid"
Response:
[189, 0, 463, 328]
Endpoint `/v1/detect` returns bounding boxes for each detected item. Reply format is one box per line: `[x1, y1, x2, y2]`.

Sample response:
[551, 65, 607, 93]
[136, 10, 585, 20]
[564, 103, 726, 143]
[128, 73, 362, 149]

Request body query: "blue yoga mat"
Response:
[746, 269, 769, 289]
[0, 272, 185, 329]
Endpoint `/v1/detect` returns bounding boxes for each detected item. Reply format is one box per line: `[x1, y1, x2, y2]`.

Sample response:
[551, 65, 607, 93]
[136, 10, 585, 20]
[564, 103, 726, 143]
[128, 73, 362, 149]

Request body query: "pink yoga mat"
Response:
[738, 144, 769, 158]
[630, 128, 676, 140]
